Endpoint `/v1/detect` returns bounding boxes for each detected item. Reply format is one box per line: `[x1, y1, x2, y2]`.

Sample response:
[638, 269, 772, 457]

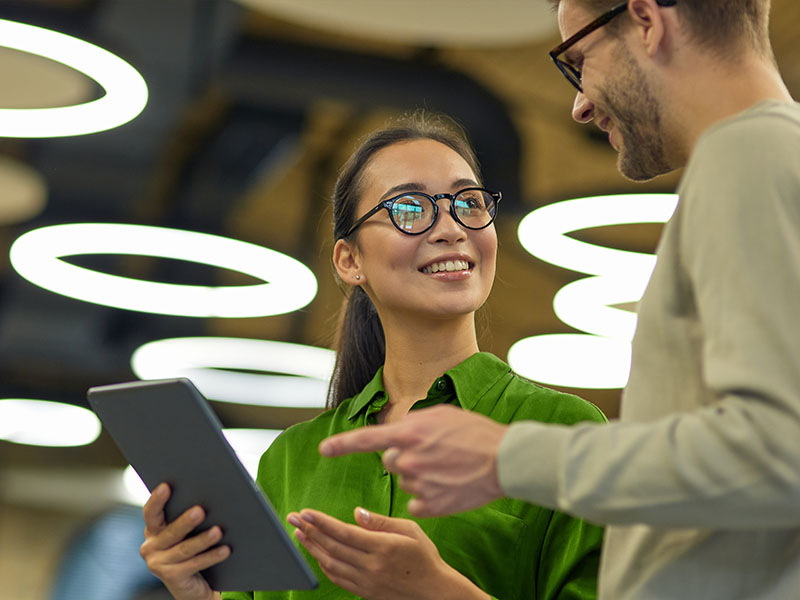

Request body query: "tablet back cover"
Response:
[87, 378, 317, 592]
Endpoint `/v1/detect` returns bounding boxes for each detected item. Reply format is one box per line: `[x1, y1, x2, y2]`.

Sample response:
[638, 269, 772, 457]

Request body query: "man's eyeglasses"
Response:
[549, 0, 677, 93]
[344, 187, 501, 237]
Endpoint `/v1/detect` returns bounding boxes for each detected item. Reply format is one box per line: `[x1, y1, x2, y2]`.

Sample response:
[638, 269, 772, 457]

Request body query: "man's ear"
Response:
[628, 0, 669, 58]
[333, 238, 363, 285]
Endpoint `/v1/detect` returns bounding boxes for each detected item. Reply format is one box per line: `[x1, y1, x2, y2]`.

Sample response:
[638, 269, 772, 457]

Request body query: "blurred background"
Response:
[0, 1, 797, 598]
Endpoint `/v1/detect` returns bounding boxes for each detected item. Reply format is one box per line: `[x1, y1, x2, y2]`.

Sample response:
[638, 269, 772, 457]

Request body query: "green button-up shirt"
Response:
[223, 352, 605, 600]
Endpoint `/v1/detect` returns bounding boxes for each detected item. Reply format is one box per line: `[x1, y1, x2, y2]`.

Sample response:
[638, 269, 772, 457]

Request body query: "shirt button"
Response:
[436, 379, 447, 391]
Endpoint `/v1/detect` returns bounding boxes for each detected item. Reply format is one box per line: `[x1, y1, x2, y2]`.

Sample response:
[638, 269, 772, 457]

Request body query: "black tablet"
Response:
[87, 378, 317, 592]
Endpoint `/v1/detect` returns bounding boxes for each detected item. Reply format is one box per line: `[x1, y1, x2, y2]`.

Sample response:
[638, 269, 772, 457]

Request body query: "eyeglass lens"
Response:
[390, 190, 497, 234]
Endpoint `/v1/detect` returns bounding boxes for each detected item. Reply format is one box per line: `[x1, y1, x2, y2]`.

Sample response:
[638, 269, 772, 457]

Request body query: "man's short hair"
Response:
[550, 0, 773, 57]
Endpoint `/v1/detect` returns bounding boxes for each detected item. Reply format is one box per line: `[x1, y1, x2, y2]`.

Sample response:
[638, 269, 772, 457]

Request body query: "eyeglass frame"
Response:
[549, 0, 677, 93]
[343, 187, 502, 238]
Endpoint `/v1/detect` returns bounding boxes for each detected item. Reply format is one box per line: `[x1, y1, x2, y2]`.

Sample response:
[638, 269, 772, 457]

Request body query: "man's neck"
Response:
[667, 49, 793, 162]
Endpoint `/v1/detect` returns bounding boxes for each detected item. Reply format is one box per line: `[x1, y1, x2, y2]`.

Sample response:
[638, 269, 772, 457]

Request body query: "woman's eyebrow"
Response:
[380, 182, 425, 201]
[380, 179, 480, 201]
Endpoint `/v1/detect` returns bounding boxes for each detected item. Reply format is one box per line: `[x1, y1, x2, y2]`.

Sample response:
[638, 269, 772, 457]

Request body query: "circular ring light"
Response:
[121, 428, 282, 505]
[0, 18, 148, 137]
[131, 337, 335, 408]
[517, 194, 677, 276]
[0, 398, 101, 447]
[9, 223, 318, 318]
[511, 194, 678, 389]
[508, 334, 631, 389]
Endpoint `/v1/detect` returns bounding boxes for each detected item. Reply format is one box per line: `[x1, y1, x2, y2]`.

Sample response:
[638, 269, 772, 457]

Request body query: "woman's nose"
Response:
[429, 199, 467, 242]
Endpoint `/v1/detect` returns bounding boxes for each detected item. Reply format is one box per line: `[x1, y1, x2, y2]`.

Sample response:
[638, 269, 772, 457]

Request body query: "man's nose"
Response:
[572, 91, 595, 123]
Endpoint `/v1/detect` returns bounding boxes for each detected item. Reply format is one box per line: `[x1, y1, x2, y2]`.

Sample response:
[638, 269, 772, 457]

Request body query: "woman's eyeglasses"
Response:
[344, 187, 501, 237]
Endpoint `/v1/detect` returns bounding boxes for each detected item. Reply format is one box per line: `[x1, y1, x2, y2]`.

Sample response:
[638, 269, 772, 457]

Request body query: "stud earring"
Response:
[355, 274, 361, 280]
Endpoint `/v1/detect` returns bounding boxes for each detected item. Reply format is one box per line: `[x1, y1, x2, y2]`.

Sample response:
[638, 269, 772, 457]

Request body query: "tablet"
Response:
[87, 378, 317, 592]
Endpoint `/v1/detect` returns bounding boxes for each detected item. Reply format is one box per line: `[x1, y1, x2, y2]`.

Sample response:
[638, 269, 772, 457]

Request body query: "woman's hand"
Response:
[287, 507, 487, 600]
[140, 483, 229, 600]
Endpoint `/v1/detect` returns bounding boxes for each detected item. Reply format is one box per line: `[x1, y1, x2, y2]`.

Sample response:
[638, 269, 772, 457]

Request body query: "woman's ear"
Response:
[333, 238, 363, 286]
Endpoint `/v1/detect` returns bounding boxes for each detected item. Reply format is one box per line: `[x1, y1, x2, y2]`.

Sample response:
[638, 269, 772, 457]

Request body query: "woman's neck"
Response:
[377, 313, 480, 423]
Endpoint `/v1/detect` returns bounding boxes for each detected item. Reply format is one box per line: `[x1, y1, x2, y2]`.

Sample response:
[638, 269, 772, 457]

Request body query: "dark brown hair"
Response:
[327, 112, 481, 408]
[549, 0, 773, 56]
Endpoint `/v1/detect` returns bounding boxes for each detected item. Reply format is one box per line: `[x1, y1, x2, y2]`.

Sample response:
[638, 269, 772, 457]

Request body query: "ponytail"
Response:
[327, 286, 385, 408]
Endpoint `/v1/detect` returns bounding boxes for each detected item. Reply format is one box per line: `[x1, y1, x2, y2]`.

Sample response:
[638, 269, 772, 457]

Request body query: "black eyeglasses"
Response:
[549, 0, 677, 93]
[344, 187, 501, 237]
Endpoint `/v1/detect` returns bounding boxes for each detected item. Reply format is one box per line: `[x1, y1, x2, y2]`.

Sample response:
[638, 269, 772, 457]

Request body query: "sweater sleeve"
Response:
[498, 107, 800, 529]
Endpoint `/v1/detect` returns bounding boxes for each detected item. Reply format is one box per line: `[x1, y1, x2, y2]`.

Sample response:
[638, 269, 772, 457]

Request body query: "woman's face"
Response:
[339, 138, 497, 324]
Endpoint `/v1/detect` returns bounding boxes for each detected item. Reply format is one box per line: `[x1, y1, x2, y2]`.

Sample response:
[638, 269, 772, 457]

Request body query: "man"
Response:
[318, 1, 800, 598]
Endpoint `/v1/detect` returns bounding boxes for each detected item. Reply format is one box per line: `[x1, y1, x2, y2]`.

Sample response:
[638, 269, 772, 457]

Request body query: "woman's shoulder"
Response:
[497, 370, 607, 425]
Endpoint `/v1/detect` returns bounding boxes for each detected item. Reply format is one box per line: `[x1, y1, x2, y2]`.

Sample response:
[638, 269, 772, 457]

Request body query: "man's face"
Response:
[557, 0, 673, 181]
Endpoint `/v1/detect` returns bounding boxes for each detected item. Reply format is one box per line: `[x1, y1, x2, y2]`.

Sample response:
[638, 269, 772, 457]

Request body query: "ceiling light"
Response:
[9, 223, 318, 318]
[235, 0, 556, 46]
[121, 428, 282, 505]
[0, 18, 148, 137]
[0, 398, 101, 447]
[131, 337, 335, 408]
[508, 334, 632, 389]
[510, 194, 678, 388]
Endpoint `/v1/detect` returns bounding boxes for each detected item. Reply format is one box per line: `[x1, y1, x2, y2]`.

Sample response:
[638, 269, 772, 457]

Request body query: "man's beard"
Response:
[600, 44, 673, 182]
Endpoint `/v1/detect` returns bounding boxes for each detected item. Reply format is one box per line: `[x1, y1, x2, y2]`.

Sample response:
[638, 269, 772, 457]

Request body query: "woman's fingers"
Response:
[288, 512, 367, 567]
[142, 482, 171, 535]
[291, 525, 363, 589]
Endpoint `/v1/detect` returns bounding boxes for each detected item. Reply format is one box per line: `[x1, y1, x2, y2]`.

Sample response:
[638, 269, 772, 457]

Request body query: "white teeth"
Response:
[422, 260, 470, 274]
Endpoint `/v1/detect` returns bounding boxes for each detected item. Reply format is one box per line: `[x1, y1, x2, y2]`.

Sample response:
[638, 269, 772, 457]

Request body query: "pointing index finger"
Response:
[319, 423, 408, 457]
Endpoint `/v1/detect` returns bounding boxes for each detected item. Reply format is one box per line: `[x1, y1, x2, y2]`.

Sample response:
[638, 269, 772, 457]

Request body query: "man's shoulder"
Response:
[698, 100, 800, 153]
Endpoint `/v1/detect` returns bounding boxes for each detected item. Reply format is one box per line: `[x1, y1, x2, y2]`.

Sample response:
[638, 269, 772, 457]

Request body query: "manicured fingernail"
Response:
[190, 507, 203, 522]
[287, 514, 301, 527]
[319, 441, 332, 456]
[357, 508, 370, 522]
[294, 529, 306, 542]
[301, 512, 315, 524]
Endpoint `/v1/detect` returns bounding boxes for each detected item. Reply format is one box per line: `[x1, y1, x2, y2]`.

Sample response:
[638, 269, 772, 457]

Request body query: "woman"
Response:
[141, 114, 605, 600]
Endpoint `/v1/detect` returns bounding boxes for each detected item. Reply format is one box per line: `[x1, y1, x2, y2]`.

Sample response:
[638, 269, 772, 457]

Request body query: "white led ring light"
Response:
[9, 223, 318, 318]
[131, 337, 335, 408]
[0, 398, 101, 447]
[0, 18, 148, 137]
[510, 194, 678, 389]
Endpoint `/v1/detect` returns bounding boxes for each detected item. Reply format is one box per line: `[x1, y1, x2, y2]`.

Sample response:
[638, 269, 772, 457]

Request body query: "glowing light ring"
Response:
[508, 334, 632, 389]
[553, 275, 644, 340]
[510, 194, 678, 388]
[0, 398, 101, 447]
[0, 19, 148, 137]
[9, 224, 318, 318]
[517, 194, 677, 276]
[131, 337, 335, 407]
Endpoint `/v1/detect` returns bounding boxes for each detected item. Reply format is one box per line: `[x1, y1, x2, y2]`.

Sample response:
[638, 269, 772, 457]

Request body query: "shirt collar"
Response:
[345, 352, 511, 421]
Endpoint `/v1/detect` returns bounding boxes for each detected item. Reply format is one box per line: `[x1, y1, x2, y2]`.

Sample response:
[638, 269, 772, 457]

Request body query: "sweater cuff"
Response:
[497, 421, 568, 509]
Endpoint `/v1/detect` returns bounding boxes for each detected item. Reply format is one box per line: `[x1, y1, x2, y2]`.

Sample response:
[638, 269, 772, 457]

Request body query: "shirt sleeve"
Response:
[498, 109, 800, 529]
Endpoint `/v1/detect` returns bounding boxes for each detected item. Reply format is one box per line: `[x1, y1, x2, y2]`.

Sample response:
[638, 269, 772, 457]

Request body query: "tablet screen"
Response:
[88, 378, 317, 592]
